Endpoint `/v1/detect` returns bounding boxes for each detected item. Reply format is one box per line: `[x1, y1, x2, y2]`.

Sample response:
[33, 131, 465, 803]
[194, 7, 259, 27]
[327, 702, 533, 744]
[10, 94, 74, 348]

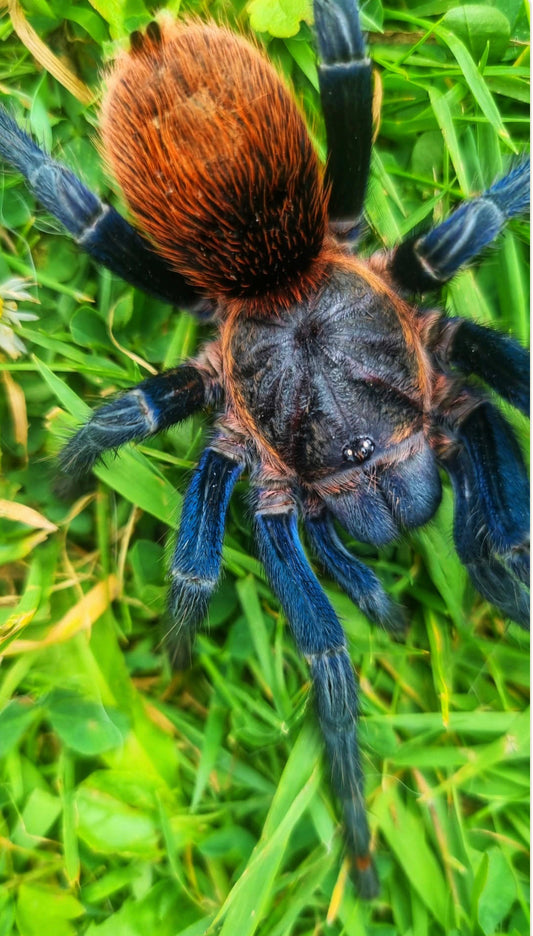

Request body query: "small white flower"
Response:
[0, 277, 39, 359]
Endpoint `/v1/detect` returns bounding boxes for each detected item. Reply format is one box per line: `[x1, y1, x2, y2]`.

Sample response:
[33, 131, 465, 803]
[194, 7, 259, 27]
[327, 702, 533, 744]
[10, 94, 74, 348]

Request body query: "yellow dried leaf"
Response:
[2, 607, 38, 640]
[327, 859, 349, 924]
[8, 0, 95, 106]
[2, 575, 120, 655]
[2, 372, 28, 450]
[372, 69, 383, 143]
[0, 499, 57, 532]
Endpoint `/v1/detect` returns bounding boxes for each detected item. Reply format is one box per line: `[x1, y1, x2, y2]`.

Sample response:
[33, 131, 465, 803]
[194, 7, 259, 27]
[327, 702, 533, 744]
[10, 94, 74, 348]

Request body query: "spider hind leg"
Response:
[313, 0, 373, 234]
[255, 502, 379, 899]
[0, 107, 206, 309]
[438, 401, 530, 627]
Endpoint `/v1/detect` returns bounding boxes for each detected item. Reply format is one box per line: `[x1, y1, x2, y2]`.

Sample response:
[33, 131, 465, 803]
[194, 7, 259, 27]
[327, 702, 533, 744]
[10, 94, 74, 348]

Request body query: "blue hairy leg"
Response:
[391, 161, 530, 292]
[60, 365, 211, 476]
[0, 107, 207, 310]
[434, 317, 529, 416]
[167, 448, 244, 668]
[255, 506, 379, 898]
[438, 401, 529, 626]
[313, 0, 372, 233]
[304, 507, 406, 632]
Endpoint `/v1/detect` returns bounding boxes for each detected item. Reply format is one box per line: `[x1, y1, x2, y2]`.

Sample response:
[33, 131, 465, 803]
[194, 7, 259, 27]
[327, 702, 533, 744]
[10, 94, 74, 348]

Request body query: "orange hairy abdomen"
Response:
[101, 19, 329, 307]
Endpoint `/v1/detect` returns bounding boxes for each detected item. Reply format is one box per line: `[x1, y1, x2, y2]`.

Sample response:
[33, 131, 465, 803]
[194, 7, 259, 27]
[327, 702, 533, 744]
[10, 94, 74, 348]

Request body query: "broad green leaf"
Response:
[285, 36, 319, 88]
[248, 0, 310, 38]
[0, 700, 38, 757]
[75, 781, 159, 855]
[477, 849, 518, 934]
[83, 882, 200, 936]
[87, 0, 149, 36]
[16, 885, 84, 936]
[12, 788, 62, 847]
[64, 7, 109, 44]
[33, 355, 91, 420]
[442, 6, 511, 62]
[70, 305, 109, 348]
[47, 689, 130, 755]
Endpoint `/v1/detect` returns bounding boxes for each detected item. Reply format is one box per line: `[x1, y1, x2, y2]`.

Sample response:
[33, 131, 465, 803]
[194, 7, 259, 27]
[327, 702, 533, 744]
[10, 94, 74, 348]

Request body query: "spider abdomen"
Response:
[101, 17, 329, 309]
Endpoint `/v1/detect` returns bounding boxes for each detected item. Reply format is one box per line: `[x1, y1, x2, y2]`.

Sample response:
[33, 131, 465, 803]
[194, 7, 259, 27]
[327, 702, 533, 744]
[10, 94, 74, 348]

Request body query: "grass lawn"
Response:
[0, 1, 529, 934]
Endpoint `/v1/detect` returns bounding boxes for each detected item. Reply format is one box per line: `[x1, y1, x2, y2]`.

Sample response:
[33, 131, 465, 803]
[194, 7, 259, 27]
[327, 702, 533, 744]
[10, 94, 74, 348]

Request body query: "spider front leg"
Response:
[255, 495, 379, 898]
[313, 0, 373, 234]
[436, 400, 529, 627]
[389, 161, 530, 292]
[167, 445, 244, 668]
[0, 108, 209, 310]
[60, 363, 214, 476]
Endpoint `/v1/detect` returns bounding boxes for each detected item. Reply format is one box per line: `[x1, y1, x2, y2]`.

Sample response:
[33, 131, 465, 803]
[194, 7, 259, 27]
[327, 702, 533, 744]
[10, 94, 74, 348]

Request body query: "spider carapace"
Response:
[0, 0, 529, 900]
[228, 264, 433, 490]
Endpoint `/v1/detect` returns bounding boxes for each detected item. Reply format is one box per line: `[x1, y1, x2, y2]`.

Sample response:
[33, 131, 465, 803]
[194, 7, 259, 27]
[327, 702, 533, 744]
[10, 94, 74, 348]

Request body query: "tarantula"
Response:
[0, 0, 529, 899]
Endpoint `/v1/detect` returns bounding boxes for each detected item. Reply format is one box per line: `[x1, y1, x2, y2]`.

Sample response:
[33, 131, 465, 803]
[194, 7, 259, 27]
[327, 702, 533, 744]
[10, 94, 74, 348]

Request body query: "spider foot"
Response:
[311, 651, 380, 899]
[166, 573, 214, 669]
[345, 803, 380, 899]
[60, 392, 156, 477]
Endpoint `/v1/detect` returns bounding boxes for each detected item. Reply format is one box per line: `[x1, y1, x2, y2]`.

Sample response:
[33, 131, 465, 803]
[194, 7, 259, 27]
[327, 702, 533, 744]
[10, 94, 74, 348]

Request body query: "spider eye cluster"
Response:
[342, 438, 375, 463]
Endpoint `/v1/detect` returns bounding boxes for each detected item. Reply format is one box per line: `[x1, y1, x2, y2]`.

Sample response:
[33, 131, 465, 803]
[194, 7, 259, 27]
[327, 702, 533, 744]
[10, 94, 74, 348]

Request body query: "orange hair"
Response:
[101, 18, 329, 311]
